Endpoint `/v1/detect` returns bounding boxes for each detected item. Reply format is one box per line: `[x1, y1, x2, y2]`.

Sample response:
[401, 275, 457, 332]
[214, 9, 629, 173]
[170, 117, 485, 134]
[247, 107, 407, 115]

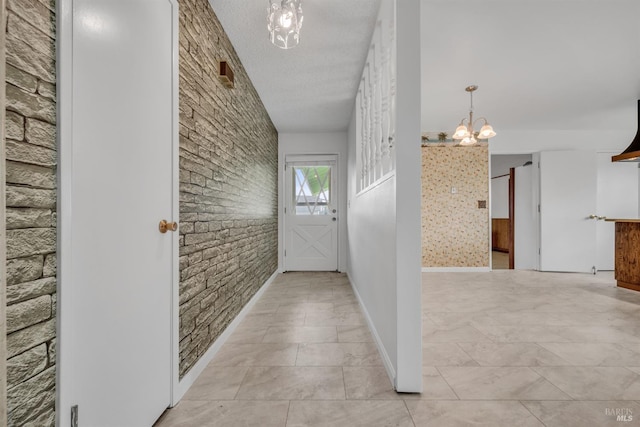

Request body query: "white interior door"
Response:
[284, 157, 338, 271]
[514, 164, 537, 270]
[539, 151, 597, 273]
[64, 1, 176, 425]
[596, 152, 639, 270]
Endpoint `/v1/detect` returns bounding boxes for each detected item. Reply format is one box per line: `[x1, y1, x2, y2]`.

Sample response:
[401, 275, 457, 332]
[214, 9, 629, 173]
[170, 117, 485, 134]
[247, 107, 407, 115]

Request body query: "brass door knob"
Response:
[159, 220, 178, 233]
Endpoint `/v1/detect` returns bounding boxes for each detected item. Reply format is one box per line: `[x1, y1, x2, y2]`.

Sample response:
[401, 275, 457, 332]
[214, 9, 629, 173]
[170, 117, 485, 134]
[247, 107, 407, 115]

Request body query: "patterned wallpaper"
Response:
[422, 145, 489, 267]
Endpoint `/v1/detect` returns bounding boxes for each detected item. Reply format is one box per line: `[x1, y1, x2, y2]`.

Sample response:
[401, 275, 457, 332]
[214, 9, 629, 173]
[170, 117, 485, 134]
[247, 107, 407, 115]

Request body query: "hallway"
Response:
[157, 271, 640, 426]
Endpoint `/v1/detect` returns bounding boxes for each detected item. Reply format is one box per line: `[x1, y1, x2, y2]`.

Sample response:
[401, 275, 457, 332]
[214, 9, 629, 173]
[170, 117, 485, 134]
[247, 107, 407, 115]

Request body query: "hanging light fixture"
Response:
[452, 85, 497, 146]
[267, 0, 303, 49]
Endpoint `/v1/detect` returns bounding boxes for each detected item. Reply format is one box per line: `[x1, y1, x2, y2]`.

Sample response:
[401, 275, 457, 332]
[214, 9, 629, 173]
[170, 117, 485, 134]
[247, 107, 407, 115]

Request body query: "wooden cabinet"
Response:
[614, 221, 640, 291]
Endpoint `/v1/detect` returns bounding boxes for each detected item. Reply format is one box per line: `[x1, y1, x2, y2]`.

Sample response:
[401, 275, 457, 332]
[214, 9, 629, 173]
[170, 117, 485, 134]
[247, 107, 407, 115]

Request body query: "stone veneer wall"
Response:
[422, 145, 489, 267]
[178, 0, 279, 377]
[4, 0, 57, 426]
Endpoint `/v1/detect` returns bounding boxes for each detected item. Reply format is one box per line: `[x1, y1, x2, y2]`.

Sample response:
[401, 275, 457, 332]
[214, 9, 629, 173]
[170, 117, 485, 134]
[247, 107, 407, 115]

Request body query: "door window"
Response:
[293, 165, 332, 215]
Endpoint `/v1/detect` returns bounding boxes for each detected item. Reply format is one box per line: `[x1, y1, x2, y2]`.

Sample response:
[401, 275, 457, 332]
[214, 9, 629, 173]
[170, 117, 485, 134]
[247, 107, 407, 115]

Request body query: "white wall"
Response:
[491, 154, 532, 177]
[347, 0, 422, 393]
[278, 132, 348, 272]
[491, 176, 509, 218]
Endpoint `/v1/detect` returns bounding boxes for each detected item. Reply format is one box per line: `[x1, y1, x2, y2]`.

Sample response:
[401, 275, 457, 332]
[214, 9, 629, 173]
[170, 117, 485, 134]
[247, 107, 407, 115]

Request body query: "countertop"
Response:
[604, 218, 640, 222]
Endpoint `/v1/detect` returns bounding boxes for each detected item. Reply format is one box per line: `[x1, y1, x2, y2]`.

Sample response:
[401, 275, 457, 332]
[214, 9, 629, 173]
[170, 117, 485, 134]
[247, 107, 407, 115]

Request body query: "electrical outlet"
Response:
[451, 187, 457, 194]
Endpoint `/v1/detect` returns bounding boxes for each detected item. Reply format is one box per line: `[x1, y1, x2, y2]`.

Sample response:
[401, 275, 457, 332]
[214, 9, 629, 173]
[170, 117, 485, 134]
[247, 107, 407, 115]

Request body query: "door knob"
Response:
[159, 220, 178, 233]
[588, 214, 598, 219]
[332, 217, 337, 222]
[332, 209, 337, 213]
[598, 216, 607, 220]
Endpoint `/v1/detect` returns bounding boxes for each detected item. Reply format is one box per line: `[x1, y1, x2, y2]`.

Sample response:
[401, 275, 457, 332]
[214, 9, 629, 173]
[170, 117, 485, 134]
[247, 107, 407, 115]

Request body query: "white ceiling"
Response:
[210, 0, 381, 133]
[421, 0, 640, 135]
[210, 0, 640, 138]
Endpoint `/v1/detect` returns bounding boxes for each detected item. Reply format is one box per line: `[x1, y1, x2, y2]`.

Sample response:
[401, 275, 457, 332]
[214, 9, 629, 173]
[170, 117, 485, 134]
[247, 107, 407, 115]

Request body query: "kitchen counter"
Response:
[605, 219, 640, 291]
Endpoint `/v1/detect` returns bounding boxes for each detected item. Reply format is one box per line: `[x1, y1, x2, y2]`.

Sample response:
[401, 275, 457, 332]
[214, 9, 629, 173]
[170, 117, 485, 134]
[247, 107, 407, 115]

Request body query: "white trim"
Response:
[347, 273, 396, 388]
[422, 267, 491, 273]
[56, 0, 74, 425]
[169, 0, 180, 408]
[173, 270, 279, 402]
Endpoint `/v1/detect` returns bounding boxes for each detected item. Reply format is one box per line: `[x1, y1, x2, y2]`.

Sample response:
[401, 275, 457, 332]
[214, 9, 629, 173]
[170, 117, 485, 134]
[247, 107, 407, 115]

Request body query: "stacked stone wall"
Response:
[4, 0, 57, 425]
[178, 0, 279, 377]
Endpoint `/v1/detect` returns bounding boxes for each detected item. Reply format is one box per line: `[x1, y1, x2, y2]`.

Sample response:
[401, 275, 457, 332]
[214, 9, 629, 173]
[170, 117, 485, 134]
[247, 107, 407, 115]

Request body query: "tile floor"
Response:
[156, 270, 640, 426]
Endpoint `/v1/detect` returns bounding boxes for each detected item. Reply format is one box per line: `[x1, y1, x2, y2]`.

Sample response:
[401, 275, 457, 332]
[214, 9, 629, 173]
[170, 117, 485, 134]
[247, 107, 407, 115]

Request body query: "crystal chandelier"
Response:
[452, 85, 496, 145]
[267, 0, 303, 49]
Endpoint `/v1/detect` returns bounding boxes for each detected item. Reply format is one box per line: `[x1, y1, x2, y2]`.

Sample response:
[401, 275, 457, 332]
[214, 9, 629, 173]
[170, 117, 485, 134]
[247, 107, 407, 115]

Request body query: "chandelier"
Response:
[267, 0, 303, 49]
[452, 85, 496, 145]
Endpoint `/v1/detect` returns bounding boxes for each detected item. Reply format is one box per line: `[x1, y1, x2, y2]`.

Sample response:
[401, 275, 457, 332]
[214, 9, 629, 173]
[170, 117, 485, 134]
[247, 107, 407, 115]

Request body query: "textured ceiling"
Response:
[210, 0, 382, 133]
[421, 0, 640, 134]
[210, 0, 640, 138]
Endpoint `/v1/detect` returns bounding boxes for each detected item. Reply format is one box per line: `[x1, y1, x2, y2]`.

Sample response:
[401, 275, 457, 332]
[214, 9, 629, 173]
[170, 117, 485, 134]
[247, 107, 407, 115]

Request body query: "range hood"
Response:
[612, 100, 640, 162]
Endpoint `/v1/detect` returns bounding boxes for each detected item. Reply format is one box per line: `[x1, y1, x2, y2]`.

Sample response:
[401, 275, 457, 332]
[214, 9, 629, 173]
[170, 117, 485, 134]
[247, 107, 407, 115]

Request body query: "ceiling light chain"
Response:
[267, 0, 303, 49]
[452, 85, 496, 145]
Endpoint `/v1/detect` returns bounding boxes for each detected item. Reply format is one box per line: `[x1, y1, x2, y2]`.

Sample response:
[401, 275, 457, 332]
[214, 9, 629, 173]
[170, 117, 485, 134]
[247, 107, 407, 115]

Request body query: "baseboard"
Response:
[346, 272, 397, 388]
[422, 267, 490, 273]
[173, 270, 279, 402]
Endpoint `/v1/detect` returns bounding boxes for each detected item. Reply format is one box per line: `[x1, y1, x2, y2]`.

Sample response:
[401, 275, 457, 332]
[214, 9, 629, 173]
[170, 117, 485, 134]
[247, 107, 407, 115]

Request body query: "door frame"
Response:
[283, 154, 340, 272]
[56, 1, 180, 425]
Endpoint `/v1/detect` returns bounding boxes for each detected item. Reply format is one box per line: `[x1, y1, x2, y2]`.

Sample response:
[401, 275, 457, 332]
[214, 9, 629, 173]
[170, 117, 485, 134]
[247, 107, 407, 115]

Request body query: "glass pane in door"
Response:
[293, 166, 332, 215]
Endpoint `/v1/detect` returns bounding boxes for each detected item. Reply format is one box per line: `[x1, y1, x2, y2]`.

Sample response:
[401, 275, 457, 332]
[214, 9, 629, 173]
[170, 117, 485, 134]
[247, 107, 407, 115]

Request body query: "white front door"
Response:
[62, 0, 177, 425]
[284, 156, 339, 271]
[596, 152, 639, 270]
[539, 151, 598, 273]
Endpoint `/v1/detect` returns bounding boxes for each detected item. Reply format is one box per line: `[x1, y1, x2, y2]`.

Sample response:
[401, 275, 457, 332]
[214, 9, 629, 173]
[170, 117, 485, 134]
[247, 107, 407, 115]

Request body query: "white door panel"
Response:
[514, 164, 537, 270]
[285, 158, 338, 271]
[69, 0, 175, 425]
[596, 152, 639, 270]
[539, 151, 597, 273]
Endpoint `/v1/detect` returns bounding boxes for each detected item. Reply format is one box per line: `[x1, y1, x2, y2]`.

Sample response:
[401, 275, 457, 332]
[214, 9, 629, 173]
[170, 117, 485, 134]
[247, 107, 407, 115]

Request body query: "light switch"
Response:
[451, 187, 457, 194]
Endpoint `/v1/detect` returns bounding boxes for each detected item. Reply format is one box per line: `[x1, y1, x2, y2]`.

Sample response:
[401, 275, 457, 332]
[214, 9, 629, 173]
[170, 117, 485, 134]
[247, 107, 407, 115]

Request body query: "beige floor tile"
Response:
[235, 366, 345, 400]
[182, 366, 248, 400]
[423, 324, 491, 343]
[296, 342, 382, 366]
[275, 302, 334, 313]
[210, 343, 298, 366]
[459, 342, 571, 366]
[305, 311, 365, 326]
[262, 326, 337, 343]
[522, 400, 640, 427]
[286, 400, 414, 427]
[422, 343, 479, 367]
[343, 366, 399, 400]
[539, 342, 640, 366]
[239, 312, 306, 328]
[472, 324, 572, 343]
[533, 366, 640, 400]
[154, 400, 289, 427]
[402, 367, 458, 400]
[405, 400, 545, 427]
[438, 367, 571, 400]
[337, 325, 374, 342]
[333, 302, 362, 313]
[225, 327, 268, 344]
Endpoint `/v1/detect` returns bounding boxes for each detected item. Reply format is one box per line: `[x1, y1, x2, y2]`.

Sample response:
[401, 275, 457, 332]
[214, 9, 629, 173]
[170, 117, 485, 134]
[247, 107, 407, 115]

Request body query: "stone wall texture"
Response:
[4, 0, 57, 425]
[422, 145, 490, 267]
[178, 0, 279, 377]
